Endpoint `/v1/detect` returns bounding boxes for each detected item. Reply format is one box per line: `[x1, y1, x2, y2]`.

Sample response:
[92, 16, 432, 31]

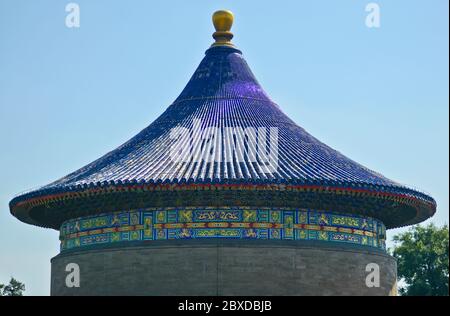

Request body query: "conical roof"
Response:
[10, 11, 435, 230]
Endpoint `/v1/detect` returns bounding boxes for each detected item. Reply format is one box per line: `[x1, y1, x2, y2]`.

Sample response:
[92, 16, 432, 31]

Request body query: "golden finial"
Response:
[211, 10, 234, 47]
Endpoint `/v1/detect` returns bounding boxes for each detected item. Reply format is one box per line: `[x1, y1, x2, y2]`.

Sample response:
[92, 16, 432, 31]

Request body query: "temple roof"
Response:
[9, 10, 436, 229]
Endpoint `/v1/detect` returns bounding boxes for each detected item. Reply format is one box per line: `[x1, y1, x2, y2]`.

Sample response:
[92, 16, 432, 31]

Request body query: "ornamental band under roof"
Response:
[10, 9, 436, 296]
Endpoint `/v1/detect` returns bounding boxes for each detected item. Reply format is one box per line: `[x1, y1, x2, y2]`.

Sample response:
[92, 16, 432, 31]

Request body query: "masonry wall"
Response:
[50, 241, 397, 296]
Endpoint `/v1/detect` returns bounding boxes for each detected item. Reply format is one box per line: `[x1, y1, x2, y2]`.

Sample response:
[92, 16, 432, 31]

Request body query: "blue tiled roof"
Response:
[9, 45, 436, 228]
[27, 47, 421, 187]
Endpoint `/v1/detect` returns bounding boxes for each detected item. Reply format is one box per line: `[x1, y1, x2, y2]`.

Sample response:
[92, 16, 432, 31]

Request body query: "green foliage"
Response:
[0, 278, 25, 296]
[392, 223, 449, 296]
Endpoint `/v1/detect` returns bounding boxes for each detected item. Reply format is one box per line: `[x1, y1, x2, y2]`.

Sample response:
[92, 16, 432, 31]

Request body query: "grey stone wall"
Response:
[50, 240, 397, 296]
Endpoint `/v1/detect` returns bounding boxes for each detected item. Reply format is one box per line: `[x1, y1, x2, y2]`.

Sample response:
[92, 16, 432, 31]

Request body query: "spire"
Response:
[211, 10, 234, 47]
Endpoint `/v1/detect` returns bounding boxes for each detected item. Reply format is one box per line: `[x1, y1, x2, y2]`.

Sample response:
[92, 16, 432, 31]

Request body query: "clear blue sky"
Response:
[0, 0, 448, 295]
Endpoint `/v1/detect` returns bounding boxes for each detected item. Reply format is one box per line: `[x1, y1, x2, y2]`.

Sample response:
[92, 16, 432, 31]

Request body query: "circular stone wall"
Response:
[50, 240, 397, 296]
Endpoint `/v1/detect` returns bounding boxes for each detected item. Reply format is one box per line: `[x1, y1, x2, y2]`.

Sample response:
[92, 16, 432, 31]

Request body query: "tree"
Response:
[0, 278, 25, 296]
[392, 223, 449, 296]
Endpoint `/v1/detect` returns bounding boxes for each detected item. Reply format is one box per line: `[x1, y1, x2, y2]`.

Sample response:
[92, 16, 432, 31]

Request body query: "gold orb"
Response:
[212, 10, 234, 32]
